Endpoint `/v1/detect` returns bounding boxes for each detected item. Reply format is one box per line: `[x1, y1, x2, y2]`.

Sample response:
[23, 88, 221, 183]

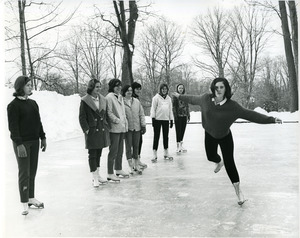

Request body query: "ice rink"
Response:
[2, 122, 299, 237]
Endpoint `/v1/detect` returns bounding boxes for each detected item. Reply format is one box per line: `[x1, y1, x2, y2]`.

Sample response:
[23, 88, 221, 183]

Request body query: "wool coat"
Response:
[123, 97, 146, 131]
[79, 94, 110, 149]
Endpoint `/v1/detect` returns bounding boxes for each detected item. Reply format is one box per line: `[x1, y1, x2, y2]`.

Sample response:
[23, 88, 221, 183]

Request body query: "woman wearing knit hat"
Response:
[79, 79, 110, 187]
[7, 76, 47, 215]
[173, 77, 282, 206]
[106, 79, 129, 181]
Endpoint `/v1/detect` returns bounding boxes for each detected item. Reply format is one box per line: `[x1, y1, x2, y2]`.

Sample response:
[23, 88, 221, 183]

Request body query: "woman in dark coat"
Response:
[79, 79, 110, 187]
[7, 75, 47, 215]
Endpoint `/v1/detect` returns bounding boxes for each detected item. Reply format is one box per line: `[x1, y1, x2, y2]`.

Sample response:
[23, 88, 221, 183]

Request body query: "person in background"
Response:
[172, 84, 190, 153]
[122, 85, 146, 175]
[106, 79, 129, 181]
[173, 77, 282, 205]
[7, 76, 47, 215]
[150, 83, 174, 162]
[79, 79, 110, 187]
[131, 82, 147, 169]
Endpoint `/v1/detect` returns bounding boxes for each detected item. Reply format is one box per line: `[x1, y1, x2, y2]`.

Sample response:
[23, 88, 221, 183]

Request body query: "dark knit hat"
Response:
[13, 76, 31, 97]
[108, 78, 122, 93]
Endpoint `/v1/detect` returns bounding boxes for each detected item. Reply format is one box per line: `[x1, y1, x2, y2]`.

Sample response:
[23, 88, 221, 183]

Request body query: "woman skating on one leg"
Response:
[173, 77, 282, 205]
[122, 85, 146, 175]
[7, 76, 47, 215]
[172, 84, 190, 153]
[79, 79, 110, 187]
[150, 83, 174, 162]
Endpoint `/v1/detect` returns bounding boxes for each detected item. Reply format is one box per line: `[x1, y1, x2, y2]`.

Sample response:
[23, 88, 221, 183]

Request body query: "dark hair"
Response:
[210, 77, 232, 99]
[87, 79, 101, 95]
[108, 78, 122, 93]
[121, 85, 132, 97]
[159, 83, 169, 94]
[176, 84, 185, 94]
[13, 75, 31, 97]
[131, 82, 141, 98]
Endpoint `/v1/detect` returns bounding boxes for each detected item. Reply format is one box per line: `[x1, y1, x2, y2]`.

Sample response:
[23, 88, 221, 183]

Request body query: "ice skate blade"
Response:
[164, 156, 173, 161]
[116, 174, 130, 178]
[107, 177, 120, 182]
[28, 202, 44, 209]
[22, 210, 29, 216]
[151, 158, 157, 163]
[238, 199, 247, 206]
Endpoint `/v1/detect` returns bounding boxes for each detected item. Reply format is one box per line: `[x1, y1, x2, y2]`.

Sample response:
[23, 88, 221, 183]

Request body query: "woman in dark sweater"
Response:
[173, 77, 282, 205]
[7, 76, 47, 215]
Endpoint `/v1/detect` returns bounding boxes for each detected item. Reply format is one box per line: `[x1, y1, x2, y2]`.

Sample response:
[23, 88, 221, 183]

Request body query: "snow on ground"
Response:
[3, 87, 299, 142]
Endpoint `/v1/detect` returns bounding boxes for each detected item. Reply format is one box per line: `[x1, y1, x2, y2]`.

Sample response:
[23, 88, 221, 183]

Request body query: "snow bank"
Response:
[3, 87, 299, 142]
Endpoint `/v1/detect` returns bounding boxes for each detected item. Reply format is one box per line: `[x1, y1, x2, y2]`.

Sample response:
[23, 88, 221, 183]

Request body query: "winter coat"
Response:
[106, 92, 128, 133]
[150, 93, 174, 121]
[79, 94, 110, 149]
[123, 97, 146, 131]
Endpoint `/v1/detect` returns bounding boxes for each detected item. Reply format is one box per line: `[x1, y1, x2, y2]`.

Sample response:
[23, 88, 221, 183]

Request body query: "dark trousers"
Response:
[13, 140, 40, 203]
[204, 131, 239, 183]
[88, 149, 103, 172]
[107, 133, 124, 174]
[175, 116, 187, 142]
[138, 133, 143, 156]
[153, 120, 169, 150]
[125, 130, 141, 160]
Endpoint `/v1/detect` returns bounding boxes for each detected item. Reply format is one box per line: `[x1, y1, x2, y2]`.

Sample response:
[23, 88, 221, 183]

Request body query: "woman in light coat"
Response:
[106, 79, 129, 181]
[79, 79, 110, 187]
[122, 85, 146, 174]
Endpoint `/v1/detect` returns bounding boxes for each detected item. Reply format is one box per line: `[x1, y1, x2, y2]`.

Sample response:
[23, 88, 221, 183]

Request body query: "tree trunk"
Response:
[288, 1, 298, 79]
[279, 1, 298, 112]
[18, 0, 26, 75]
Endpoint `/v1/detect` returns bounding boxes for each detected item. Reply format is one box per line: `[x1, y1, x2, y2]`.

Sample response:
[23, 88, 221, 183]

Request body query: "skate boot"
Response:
[127, 159, 135, 175]
[138, 155, 147, 169]
[151, 150, 158, 163]
[164, 149, 173, 160]
[180, 141, 187, 152]
[133, 159, 143, 175]
[214, 160, 224, 173]
[115, 170, 130, 178]
[22, 202, 29, 216]
[28, 198, 44, 209]
[176, 142, 182, 154]
[96, 167, 108, 184]
[107, 174, 121, 182]
[233, 182, 247, 205]
[92, 171, 100, 187]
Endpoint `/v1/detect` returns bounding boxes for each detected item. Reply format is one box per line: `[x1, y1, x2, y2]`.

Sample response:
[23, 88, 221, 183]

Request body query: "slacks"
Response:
[107, 132, 124, 174]
[88, 149, 103, 172]
[125, 130, 141, 160]
[153, 120, 169, 150]
[13, 140, 40, 203]
[204, 131, 239, 183]
[175, 116, 187, 142]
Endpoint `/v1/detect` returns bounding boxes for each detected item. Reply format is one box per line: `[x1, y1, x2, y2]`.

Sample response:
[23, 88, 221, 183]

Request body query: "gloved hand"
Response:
[41, 138, 47, 152]
[141, 126, 146, 135]
[152, 118, 156, 127]
[170, 120, 173, 128]
[17, 144, 27, 158]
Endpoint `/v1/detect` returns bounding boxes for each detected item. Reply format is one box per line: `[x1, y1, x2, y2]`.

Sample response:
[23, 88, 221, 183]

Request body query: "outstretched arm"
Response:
[172, 92, 203, 106]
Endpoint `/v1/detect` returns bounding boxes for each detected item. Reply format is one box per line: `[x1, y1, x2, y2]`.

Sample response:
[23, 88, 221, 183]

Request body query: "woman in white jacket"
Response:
[122, 85, 146, 174]
[106, 79, 129, 181]
[150, 83, 174, 162]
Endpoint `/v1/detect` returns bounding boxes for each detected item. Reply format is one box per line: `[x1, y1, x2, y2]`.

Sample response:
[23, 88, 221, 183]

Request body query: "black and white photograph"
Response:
[0, 0, 299, 237]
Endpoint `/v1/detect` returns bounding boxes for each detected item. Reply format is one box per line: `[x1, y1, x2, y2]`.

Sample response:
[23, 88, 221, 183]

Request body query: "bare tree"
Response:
[228, 5, 270, 107]
[191, 7, 234, 78]
[279, 1, 298, 112]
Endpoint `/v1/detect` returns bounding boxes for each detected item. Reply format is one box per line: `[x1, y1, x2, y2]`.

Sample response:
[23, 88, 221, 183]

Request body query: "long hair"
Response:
[210, 77, 232, 99]
[87, 78, 100, 95]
